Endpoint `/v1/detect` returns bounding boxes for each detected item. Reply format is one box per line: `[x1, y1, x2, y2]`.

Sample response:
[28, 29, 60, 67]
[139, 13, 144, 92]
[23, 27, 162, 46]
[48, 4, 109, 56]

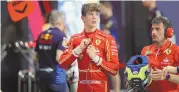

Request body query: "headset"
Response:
[163, 16, 174, 38]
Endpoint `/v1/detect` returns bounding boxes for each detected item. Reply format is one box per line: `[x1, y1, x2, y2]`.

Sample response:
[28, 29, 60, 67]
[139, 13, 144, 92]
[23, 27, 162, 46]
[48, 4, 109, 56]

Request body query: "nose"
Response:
[151, 29, 156, 36]
[93, 15, 96, 19]
[92, 13, 97, 19]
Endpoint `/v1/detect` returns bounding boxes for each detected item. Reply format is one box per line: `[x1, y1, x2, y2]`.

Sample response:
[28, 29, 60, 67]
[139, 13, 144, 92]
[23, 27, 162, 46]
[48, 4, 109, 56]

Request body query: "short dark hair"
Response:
[151, 16, 172, 31]
[81, 3, 100, 16]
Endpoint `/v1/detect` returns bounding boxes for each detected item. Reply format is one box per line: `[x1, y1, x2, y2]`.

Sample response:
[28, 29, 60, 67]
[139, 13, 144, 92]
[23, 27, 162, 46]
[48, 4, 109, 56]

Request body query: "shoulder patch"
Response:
[142, 45, 152, 55]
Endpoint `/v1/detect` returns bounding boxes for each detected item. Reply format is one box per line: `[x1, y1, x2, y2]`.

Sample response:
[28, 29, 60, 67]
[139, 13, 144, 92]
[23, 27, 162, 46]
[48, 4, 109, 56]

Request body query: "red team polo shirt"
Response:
[141, 40, 179, 92]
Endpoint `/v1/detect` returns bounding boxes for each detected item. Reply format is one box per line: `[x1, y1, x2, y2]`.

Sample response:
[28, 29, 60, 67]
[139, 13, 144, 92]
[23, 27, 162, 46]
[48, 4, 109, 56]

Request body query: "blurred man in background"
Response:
[100, 1, 119, 45]
[142, 0, 176, 44]
[59, 3, 120, 92]
[142, 0, 162, 18]
[41, 10, 79, 92]
[100, 2, 121, 92]
[141, 16, 179, 92]
[142, 0, 163, 44]
[35, 10, 67, 92]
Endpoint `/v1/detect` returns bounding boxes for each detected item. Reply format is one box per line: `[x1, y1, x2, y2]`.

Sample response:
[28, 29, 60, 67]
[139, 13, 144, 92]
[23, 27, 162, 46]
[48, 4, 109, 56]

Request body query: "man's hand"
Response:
[80, 38, 91, 50]
[87, 45, 96, 59]
[66, 68, 74, 80]
[86, 45, 101, 64]
[149, 68, 165, 80]
[73, 38, 91, 55]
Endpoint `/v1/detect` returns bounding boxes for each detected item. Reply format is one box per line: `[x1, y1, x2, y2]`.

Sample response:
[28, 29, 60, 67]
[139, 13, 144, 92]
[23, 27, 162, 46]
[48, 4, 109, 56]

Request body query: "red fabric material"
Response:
[42, 1, 52, 14]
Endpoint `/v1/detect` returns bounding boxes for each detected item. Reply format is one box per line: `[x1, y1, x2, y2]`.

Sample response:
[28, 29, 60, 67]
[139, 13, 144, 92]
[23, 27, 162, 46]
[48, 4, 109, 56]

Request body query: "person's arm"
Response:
[174, 46, 179, 69]
[100, 37, 120, 75]
[87, 36, 120, 75]
[167, 47, 179, 84]
[168, 74, 179, 84]
[161, 48, 179, 83]
[162, 66, 177, 74]
[58, 37, 77, 68]
[110, 73, 121, 92]
[56, 50, 63, 61]
[56, 34, 66, 61]
[166, 47, 179, 84]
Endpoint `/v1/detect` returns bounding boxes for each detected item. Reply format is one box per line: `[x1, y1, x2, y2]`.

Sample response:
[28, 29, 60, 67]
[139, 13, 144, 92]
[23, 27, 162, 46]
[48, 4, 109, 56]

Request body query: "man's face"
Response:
[151, 23, 166, 42]
[82, 11, 99, 28]
[100, 5, 108, 17]
[142, 1, 156, 8]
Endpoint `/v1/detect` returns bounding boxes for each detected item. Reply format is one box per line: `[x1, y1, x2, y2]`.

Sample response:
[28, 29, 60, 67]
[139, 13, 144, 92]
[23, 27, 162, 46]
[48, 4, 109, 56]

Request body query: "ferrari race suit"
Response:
[59, 29, 120, 92]
[141, 39, 179, 92]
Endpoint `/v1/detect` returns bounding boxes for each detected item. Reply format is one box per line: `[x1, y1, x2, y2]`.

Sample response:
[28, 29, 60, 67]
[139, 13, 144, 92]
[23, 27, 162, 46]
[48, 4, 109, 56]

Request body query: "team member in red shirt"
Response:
[141, 16, 179, 92]
[59, 3, 120, 92]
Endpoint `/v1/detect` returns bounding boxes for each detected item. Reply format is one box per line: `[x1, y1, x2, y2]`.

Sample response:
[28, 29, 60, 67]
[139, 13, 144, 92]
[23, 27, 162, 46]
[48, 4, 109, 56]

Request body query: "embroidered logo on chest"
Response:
[145, 50, 152, 56]
[161, 57, 172, 65]
[95, 39, 101, 45]
[163, 57, 169, 63]
[164, 49, 172, 55]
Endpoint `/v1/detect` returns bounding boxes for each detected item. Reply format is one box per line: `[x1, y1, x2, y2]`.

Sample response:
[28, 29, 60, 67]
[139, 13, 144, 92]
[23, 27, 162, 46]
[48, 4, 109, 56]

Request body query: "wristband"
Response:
[92, 55, 102, 66]
[177, 66, 179, 73]
[72, 50, 79, 57]
[165, 72, 171, 80]
[72, 46, 82, 57]
[92, 55, 100, 64]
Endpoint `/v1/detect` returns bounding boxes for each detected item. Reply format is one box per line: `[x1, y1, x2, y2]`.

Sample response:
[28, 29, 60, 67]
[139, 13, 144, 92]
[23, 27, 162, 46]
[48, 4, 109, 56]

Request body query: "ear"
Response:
[81, 16, 85, 22]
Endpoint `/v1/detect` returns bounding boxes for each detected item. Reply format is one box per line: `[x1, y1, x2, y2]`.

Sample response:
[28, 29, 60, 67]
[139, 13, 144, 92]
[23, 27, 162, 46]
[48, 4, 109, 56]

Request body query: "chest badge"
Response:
[96, 39, 101, 45]
[40, 33, 52, 40]
[145, 50, 151, 55]
[165, 49, 171, 55]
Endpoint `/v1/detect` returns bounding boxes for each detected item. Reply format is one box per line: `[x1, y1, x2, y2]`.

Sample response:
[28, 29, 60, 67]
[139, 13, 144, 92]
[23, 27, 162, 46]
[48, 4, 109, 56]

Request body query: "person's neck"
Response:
[84, 26, 96, 33]
[155, 39, 167, 48]
[148, 4, 156, 12]
[53, 25, 63, 32]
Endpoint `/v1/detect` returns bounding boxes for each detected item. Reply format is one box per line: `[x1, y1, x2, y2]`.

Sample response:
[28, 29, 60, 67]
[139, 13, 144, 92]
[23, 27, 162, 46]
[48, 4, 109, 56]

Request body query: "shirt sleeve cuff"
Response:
[96, 57, 102, 66]
[92, 55, 102, 66]
[72, 50, 79, 57]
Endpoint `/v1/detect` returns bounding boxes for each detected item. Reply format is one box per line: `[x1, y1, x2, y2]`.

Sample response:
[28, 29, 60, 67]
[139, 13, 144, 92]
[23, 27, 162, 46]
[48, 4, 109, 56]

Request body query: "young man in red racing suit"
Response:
[59, 3, 121, 92]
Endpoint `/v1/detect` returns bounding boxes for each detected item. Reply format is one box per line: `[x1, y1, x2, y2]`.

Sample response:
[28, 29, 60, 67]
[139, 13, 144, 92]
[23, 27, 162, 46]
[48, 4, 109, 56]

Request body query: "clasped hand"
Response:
[149, 66, 175, 80]
[149, 68, 165, 80]
[76, 38, 96, 59]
